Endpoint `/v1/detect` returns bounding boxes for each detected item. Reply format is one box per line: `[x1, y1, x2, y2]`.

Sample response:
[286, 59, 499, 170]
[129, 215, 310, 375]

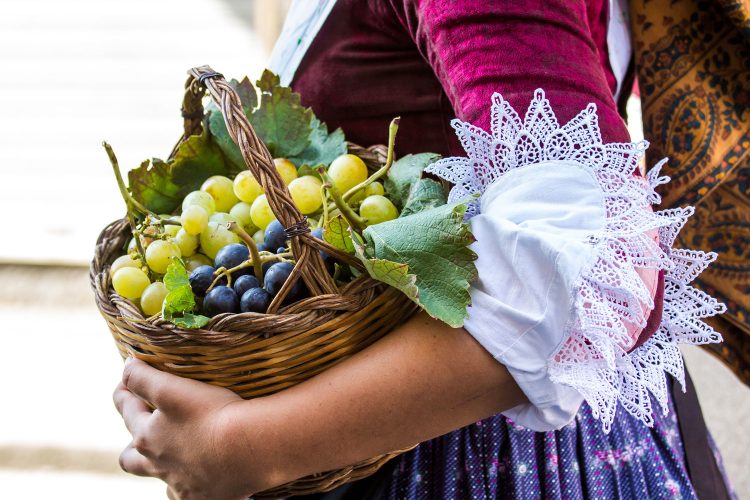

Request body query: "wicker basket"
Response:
[91, 66, 419, 498]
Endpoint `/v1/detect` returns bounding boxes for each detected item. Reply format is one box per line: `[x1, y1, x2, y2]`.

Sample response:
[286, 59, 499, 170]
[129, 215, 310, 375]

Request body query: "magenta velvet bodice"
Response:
[290, 0, 629, 158]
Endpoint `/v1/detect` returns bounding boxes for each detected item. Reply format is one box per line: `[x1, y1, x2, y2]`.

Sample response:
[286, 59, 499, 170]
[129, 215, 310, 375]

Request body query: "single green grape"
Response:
[229, 202, 253, 227]
[250, 194, 276, 230]
[209, 212, 235, 225]
[233, 170, 264, 204]
[112, 267, 150, 299]
[200, 221, 241, 259]
[288, 175, 323, 215]
[182, 190, 216, 216]
[252, 229, 265, 244]
[181, 204, 209, 235]
[365, 181, 385, 197]
[145, 239, 181, 274]
[163, 224, 180, 238]
[329, 154, 368, 194]
[110, 254, 142, 277]
[359, 195, 399, 226]
[274, 158, 299, 185]
[140, 281, 168, 316]
[185, 253, 213, 272]
[202, 175, 239, 213]
[174, 228, 199, 257]
[244, 221, 260, 237]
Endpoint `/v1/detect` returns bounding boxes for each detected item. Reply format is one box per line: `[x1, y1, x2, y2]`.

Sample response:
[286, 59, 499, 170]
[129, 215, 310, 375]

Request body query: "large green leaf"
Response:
[289, 117, 347, 168]
[358, 202, 477, 327]
[401, 178, 447, 217]
[207, 71, 345, 170]
[352, 233, 419, 300]
[384, 153, 441, 209]
[232, 76, 258, 114]
[128, 129, 229, 214]
[207, 77, 259, 171]
[250, 70, 312, 158]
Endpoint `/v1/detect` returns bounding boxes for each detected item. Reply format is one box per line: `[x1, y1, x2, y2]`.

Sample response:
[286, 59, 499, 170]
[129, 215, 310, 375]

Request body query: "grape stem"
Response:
[227, 221, 264, 282]
[206, 252, 294, 293]
[103, 141, 152, 279]
[209, 266, 230, 290]
[318, 166, 367, 234]
[319, 184, 330, 229]
[104, 142, 153, 217]
[147, 215, 182, 227]
[325, 117, 400, 215]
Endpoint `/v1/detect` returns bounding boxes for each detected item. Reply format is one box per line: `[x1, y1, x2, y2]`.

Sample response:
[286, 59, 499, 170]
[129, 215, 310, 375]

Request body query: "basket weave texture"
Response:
[91, 66, 419, 498]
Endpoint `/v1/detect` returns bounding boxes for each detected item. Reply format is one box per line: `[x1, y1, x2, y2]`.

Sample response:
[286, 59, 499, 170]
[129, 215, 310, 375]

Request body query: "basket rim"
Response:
[91, 217, 416, 346]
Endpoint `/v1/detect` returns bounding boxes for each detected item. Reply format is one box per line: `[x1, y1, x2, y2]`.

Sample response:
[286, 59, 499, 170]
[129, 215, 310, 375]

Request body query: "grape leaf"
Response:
[323, 215, 355, 254]
[207, 77, 259, 171]
[289, 117, 347, 168]
[163, 259, 190, 290]
[128, 129, 229, 214]
[232, 76, 258, 114]
[400, 179, 447, 217]
[161, 259, 210, 329]
[351, 232, 419, 300]
[251, 70, 312, 158]
[170, 313, 210, 329]
[384, 153, 441, 209]
[359, 202, 477, 327]
[207, 71, 345, 170]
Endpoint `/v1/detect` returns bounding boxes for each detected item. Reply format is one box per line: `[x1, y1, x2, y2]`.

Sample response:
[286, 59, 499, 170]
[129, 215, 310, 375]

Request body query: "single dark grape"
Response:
[256, 242, 273, 253]
[264, 220, 287, 250]
[233, 274, 260, 298]
[276, 247, 287, 254]
[202, 286, 239, 316]
[262, 260, 275, 274]
[264, 262, 304, 301]
[189, 265, 225, 296]
[215, 243, 249, 270]
[240, 287, 272, 313]
[311, 227, 323, 239]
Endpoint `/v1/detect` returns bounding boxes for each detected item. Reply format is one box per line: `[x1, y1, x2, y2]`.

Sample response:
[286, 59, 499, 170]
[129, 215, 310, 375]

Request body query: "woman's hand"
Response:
[113, 313, 525, 498]
[113, 357, 262, 500]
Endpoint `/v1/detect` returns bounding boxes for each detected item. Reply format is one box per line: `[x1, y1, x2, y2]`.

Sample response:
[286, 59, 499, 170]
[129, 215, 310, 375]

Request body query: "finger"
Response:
[122, 358, 240, 415]
[166, 486, 179, 500]
[119, 444, 161, 478]
[113, 383, 152, 436]
[122, 357, 186, 413]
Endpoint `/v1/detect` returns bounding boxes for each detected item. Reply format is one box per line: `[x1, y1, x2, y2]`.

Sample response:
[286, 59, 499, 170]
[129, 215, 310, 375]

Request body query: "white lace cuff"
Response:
[426, 90, 726, 432]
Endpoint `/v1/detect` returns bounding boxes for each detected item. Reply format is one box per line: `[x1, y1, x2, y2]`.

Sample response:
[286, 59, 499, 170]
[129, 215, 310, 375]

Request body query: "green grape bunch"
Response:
[105, 126, 403, 323]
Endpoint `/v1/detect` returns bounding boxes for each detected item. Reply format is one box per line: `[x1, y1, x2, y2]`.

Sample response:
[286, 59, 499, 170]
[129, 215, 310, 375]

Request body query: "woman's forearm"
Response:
[232, 311, 526, 490]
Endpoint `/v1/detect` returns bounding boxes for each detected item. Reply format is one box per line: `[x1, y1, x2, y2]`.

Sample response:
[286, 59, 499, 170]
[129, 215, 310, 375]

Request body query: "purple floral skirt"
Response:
[382, 382, 735, 500]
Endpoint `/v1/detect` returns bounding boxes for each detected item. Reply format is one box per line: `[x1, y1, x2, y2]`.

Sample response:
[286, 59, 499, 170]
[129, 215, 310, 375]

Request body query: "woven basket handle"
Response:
[183, 66, 339, 312]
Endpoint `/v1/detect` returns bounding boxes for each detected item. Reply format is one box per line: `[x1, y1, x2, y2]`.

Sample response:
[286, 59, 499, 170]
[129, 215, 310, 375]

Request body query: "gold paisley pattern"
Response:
[630, 0, 750, 385]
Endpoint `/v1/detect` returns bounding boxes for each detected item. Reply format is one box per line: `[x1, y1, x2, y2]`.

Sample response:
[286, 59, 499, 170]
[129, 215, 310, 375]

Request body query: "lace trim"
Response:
[425, 90, 725, 432]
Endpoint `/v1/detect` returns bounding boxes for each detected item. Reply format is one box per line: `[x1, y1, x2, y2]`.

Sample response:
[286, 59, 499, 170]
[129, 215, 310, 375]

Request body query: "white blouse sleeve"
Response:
[425, 90, 726, 432]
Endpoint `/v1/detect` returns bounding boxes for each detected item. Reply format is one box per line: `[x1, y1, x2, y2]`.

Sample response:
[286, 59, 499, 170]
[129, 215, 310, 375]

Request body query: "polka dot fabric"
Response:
[383, 384, 735, 499]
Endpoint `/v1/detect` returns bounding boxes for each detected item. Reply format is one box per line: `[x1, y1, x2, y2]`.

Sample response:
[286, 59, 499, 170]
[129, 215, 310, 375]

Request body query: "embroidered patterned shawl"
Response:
[630, 0, 750, 385]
